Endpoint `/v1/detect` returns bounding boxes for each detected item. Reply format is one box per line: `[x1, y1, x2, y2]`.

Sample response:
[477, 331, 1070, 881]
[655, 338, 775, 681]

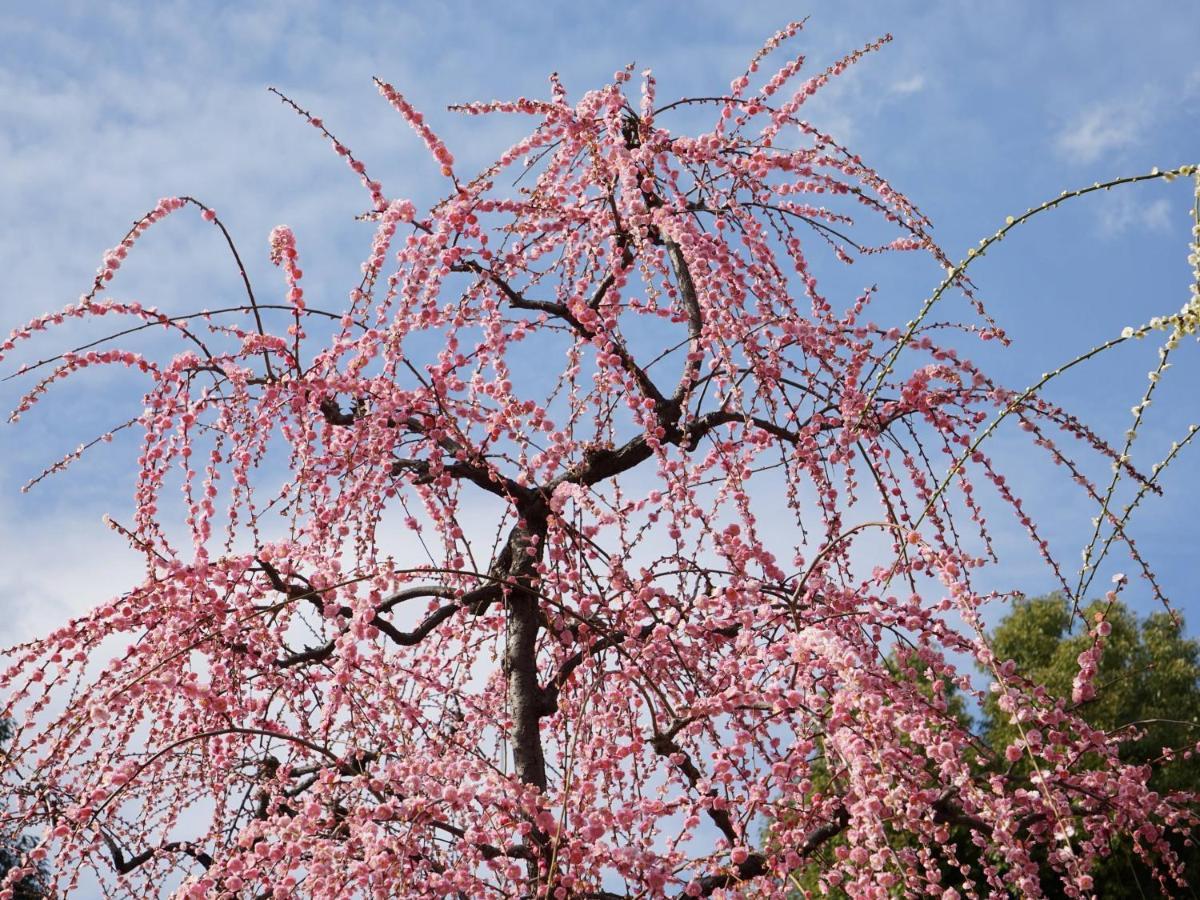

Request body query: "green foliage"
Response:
[984, 594, 1200, 793]
[981, 594, 1200, 897]
[772, 597, 1200, 897]
[776, 651, 978, 898]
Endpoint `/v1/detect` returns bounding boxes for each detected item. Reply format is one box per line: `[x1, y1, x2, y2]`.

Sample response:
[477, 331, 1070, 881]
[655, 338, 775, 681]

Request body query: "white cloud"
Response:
[1138, 197, 1173, 231]
[1054, 101, 1149, 164]
[1184, 66, 1200, 99]
[0, 499, 143, 645]
[890, 73, 926, 95]
[1095, 193, 1173, 236]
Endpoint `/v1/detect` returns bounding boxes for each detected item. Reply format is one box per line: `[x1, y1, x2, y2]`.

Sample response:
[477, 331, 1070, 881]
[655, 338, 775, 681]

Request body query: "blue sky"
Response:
[1, 1, 1198, 649]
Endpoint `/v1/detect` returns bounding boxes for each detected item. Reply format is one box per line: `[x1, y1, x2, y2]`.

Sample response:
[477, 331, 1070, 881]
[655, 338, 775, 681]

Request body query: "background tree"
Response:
[777, 651, 978, 896]
[0, 22, 1197, 898]
[784, 598, 1200, 897]
[981, 594, 1200, 897]
[0, 721, 46, 899]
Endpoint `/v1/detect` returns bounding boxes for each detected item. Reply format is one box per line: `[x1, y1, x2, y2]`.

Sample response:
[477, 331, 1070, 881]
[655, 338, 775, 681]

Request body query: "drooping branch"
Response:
[178, 197, 275, 380]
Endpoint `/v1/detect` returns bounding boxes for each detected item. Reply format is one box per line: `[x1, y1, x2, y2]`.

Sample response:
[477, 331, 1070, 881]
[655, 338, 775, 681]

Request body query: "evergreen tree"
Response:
[0, 721, 46, 899]
[981, 595, 1200, 897]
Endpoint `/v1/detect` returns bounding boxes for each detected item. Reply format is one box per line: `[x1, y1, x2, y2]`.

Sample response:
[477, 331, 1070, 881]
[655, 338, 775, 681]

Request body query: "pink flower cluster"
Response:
[376, 80, 456, 178]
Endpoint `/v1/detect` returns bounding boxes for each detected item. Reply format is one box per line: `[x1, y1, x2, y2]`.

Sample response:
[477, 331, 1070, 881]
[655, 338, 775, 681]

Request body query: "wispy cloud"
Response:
[1095, 193, 1173, 236]
[889, 73, 926, 95]
[1054, 100, 1150, 164]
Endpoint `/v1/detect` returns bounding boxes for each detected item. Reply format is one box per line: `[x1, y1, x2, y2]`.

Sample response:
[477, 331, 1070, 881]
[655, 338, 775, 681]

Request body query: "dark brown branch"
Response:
[317, 397, 534, 503]
[431, 820, 533, 862]
[277, 641, 335, 668]
[652, 95, 772, 116]
[696, 853, 770, 895]
[931, 788, 991, 834]
[548, 409, 732, 490]
[372, 601, 461, 647]
[664, 239, 704, 407]
[797, 805, 851, 857]
[102, 832, 213, 874]
[451, 259, 671, 411]
[318, 396, 359, 426]
[376, 584, 457, 615]
[548, 408, 815, 493]
[688, 805, 850, 896]
[551, 624, 655, 690]
[450, 260, 567, 316]
[389, 455, 530, 503]
[278, 597, 464, 667]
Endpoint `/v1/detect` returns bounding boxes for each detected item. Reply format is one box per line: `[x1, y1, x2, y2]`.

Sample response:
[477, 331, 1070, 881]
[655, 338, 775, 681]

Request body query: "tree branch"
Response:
[664, 239, 704, 408]
[102, 832, 213, 874]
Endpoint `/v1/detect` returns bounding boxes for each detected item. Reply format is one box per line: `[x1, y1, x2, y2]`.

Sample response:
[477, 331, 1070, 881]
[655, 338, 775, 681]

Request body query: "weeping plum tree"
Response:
[2, 22, 1199, 899]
